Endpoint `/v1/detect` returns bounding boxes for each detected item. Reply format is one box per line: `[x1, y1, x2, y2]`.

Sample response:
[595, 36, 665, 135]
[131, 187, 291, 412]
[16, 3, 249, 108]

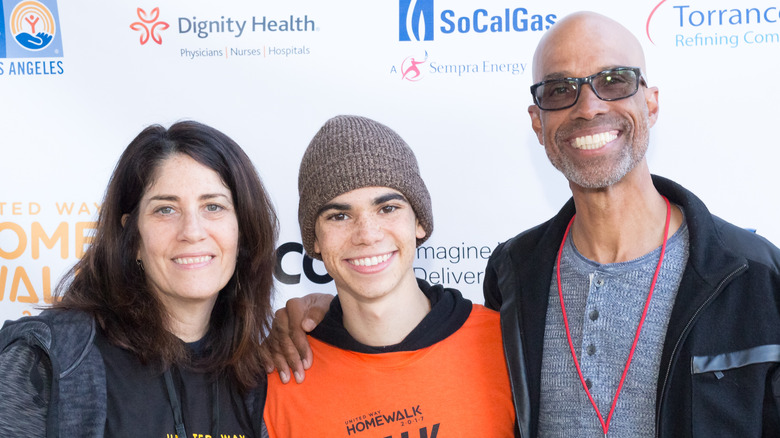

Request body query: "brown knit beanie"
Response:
[298, 115, 433, 259]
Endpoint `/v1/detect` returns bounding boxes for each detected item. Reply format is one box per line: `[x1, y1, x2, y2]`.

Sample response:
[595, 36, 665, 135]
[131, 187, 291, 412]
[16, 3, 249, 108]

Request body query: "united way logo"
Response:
[1, 0, 64, 57]
[399, 0, 434, 41]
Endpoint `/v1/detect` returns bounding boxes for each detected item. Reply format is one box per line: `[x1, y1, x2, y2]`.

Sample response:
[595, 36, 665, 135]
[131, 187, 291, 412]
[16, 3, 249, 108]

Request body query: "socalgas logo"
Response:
[399, 0, 556, 41]
[647, 0, 780, 48]
[0, 0, 64, 75]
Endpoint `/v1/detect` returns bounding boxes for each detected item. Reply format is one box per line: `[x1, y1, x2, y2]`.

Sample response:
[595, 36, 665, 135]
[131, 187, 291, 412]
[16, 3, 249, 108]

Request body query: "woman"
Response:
[0, 121, 277, 437]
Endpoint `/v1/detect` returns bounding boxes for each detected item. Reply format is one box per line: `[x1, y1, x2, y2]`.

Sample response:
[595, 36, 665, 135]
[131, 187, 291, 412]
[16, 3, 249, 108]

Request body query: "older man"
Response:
[485, 11, 780, 438]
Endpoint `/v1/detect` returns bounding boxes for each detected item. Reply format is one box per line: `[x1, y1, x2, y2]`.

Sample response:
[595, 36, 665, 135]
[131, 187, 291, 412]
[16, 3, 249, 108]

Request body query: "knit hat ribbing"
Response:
[298, 115, 433, 259]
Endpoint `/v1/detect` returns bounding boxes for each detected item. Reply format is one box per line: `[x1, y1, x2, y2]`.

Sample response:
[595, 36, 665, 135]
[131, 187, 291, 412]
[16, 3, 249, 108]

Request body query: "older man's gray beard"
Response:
[547, 120, 650, 189]
[548, 143, 642, 189]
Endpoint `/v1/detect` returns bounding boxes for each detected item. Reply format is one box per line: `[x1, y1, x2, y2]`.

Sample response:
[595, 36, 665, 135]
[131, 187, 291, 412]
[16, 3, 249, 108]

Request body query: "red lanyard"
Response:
[556, 196, 671, 437]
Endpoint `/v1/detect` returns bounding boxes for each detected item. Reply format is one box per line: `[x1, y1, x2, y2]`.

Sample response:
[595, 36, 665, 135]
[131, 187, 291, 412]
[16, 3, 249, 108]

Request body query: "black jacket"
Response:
[0, 309, 267, 437]
[484, 175, 780, 437]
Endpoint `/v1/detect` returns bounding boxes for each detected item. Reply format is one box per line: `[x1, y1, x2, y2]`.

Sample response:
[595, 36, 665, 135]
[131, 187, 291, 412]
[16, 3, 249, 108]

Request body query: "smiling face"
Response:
[528, 12, 659, 190]
[313, 186, 426, 305]
[136, 153, 239, 314]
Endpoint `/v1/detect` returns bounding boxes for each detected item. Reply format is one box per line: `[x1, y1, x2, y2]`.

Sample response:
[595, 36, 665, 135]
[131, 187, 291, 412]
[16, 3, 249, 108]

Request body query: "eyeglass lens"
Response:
[535, 69, 639, 110]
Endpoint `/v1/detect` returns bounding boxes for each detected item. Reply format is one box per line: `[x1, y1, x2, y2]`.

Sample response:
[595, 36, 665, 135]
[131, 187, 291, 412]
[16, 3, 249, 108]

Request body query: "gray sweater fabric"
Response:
[538, 218, 690, 437]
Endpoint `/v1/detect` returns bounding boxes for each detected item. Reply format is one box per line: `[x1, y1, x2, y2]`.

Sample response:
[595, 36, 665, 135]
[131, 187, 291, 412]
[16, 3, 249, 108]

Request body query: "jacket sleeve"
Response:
[770, 365, 780, 434]
[0, 342, 50, 435]
[483, 242, 507, 311]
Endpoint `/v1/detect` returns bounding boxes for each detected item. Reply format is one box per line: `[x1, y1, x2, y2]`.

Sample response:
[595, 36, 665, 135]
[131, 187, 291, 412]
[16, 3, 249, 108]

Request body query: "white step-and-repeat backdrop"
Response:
[1, 0, 778, 322]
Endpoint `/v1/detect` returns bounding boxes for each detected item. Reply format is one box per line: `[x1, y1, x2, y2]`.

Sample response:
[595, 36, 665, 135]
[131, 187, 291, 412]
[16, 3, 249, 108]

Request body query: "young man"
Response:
[262, 115, 516, 437]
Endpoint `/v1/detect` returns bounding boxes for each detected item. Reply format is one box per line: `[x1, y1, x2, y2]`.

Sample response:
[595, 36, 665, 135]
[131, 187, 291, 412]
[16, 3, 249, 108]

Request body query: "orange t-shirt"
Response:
[264, 304, 515, 437]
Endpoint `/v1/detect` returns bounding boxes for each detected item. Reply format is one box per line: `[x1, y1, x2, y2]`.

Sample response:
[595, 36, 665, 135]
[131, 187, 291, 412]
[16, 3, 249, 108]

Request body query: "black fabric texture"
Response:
[310, 278, 472, 353]
[95, 328, 252, 437]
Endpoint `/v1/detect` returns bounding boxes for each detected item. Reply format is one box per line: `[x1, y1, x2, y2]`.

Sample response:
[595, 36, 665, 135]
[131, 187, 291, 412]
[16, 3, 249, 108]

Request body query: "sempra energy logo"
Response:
[401, 51, 428, 81]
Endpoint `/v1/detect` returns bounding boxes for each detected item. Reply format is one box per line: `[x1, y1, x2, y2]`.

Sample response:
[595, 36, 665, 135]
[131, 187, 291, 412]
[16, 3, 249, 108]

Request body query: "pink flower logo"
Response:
[130, 7, 169, 45]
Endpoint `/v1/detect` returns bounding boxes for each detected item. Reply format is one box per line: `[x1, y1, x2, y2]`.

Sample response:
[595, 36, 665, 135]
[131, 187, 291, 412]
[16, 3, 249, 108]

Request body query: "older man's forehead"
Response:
[534, 34, 644, 80]
[532, 12, 646, 76]
[538, 64, 632, 82]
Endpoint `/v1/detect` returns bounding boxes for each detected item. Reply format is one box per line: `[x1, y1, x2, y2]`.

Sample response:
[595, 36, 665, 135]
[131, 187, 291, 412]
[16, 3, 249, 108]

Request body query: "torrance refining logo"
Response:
[130, 7, 169, 45]
[646, 0, 667, 44]
[399, 0, 434, 41]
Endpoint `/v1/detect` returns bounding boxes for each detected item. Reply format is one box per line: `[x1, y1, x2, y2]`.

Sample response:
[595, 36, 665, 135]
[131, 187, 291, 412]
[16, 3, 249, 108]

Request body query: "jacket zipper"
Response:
[654, 264, 747, 437]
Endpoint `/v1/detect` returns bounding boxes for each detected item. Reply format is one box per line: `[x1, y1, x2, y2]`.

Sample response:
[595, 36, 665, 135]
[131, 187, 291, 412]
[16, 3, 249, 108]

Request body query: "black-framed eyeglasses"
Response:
[530, 67, 647, 111]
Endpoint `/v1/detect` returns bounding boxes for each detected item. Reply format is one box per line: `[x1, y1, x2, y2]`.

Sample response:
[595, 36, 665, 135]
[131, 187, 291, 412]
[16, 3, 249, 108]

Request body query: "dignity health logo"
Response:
[0, 0, 64, 58]
[130, 7, 170, 45]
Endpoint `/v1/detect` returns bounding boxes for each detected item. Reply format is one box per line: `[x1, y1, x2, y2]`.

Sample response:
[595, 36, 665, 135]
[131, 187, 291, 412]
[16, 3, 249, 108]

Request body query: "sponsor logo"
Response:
[391, 51, 528, 81]
[1, 0, 63, 57]
[400, 0, 434, 41]
[130, 7, 170, 45]
[128, 7, 318, 60]
[274, 239, 497, 287]
[646, 0, 668, 44]
[0, 0, 65, 75]
[647, 0, 780, 48]
[398, 0, 556, 41]
[401, 50, 428, 81]
[274, 242, 331, 285]
[10, 0, 56, 51]
[178, 15, 315, 38]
